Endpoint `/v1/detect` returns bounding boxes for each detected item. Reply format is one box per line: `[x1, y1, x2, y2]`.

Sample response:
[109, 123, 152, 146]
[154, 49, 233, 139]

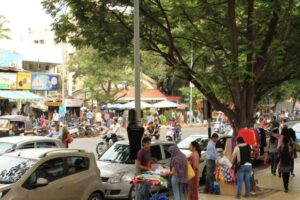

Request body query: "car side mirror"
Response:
[36, 178, 48, 187]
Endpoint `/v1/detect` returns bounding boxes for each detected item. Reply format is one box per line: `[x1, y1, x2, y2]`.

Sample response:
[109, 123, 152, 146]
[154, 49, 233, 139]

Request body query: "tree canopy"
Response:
[70, 47, 134, 104]
[43, 0, 300, 132]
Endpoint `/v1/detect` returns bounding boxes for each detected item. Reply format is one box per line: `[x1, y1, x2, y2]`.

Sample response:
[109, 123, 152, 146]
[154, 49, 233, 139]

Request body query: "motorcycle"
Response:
[96, 129, 125, 158]
[166, 124, 182, 143]
[35, 126, 49, 136]
[146, 124, 161, 140]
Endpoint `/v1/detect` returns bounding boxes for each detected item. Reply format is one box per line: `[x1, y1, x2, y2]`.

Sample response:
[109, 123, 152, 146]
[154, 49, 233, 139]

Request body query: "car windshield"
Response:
[0, 119, 9, 129]
[99, 144, 134, 164]
[178, 136, 208, 151]
[0, 142, 14, 154]
[293, 123, 300, 132]
[0, 155, 37, 184]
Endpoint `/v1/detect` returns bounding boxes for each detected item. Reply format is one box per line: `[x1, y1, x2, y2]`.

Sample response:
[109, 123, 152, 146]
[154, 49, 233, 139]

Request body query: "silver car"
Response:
[97, 140, 175, 199]
[0, 136, 64, 154]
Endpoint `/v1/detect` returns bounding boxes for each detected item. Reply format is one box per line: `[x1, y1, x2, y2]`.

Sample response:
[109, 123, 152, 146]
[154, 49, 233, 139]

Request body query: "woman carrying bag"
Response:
[62, 126, 73, 148]
[188, 141, 201, 200]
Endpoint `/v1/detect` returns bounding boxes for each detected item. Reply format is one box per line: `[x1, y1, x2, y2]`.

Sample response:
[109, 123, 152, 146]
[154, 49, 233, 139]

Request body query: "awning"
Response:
[123, 101, 153, 109]
[152, 100, 179, 108]
[0, 90, 42, 102]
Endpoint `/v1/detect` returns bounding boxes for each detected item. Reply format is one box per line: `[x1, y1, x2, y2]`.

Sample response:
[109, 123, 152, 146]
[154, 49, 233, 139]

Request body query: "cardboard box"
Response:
[219, 182, 245, 196]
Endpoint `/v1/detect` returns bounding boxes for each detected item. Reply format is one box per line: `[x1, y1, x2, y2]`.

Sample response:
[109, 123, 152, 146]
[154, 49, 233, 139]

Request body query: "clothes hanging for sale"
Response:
[237, 128, 257, 145]
[258, 128, 267, 156]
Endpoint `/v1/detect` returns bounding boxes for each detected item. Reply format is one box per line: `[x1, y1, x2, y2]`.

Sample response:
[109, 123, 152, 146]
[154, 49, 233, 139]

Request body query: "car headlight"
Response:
[109, 172, 127, 184]
[0, 189, 10, 198]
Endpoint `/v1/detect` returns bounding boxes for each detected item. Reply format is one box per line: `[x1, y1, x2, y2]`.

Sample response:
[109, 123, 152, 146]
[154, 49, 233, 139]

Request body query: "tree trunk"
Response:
[292, 95, 298, 112]
[208, 86, 256, 136]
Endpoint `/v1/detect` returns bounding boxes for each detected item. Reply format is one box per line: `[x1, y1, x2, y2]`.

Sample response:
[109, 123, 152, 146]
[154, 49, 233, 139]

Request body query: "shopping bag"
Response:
[263, 156, 269, 165]
[187, 161, 195, 180]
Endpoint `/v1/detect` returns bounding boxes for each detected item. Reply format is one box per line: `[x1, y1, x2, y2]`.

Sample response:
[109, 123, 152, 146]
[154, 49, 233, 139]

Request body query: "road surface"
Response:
[70, 126, 209, 158]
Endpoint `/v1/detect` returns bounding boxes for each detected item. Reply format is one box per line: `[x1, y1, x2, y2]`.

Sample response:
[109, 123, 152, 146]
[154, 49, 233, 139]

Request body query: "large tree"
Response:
[70, 47, 134, 104]
[43, 0, 300, 133]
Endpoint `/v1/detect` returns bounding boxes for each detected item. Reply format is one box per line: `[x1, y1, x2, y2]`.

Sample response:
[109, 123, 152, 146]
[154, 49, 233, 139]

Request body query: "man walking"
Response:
[135, 137, 152, 200]
[205, 133, 219, 194]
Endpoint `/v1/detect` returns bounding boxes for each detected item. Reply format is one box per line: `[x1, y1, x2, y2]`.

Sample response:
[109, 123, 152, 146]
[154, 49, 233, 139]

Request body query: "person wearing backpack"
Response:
[232, 137, 252, 199]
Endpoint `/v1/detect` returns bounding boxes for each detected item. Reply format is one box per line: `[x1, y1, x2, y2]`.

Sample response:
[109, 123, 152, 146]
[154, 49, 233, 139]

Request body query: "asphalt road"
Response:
[70, 126, 209, 158]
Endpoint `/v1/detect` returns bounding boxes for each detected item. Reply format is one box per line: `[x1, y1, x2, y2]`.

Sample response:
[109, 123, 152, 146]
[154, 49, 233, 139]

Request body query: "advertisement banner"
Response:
[31, 73, 59, 91]
[0, 73, 17, 89]
[0, 50, 22, 69]
[17, 72, 32, 90]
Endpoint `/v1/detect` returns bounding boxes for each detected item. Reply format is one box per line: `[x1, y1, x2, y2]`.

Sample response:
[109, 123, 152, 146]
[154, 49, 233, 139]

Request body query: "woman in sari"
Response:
[188, 141, 201, 200]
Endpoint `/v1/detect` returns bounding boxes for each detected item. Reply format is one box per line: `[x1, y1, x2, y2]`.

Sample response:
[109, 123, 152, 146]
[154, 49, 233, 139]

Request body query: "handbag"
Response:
[65, 134, 74, 144]
[187, 161, 195, 180]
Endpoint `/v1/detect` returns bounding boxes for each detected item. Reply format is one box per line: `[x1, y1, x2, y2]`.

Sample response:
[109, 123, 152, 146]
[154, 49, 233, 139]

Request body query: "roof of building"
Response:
[116, 88, 167, 102]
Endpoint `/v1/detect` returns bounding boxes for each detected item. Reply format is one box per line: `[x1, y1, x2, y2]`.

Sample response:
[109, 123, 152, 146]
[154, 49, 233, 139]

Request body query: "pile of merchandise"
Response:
[215, 166, 236, 184]
[132, 174, 169, 188]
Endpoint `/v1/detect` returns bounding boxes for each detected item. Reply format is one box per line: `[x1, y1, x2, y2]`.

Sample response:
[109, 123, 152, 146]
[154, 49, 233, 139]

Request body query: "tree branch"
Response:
[254, 0, 281, 77]
[227, 0, 238, 65]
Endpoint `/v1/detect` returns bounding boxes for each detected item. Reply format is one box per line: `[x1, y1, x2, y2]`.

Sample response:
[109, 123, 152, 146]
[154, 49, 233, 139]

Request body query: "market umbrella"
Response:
[101, 104, 125, 110]
[123, 101, 153, 109]
[152, 100, 179, 108]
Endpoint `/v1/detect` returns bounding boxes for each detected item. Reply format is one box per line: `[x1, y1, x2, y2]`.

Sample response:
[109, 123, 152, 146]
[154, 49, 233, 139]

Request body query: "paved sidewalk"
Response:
[198, 157, 300, 200]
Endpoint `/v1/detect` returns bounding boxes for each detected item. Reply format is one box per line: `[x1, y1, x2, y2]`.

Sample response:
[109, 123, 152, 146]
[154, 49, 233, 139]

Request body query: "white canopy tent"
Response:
[152, 100, 179, 108]
[123, 101, 153, 109]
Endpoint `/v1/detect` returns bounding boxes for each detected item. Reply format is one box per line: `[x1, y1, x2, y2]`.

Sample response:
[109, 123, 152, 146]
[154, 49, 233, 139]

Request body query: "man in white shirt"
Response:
[110, 118, 121, 136]
[53, 110, 60, 125]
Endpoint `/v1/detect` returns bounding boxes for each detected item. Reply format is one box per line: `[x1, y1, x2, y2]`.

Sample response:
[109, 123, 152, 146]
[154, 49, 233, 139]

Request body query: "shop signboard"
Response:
[31, 73, 59, 91]
[0, 72, 17, 89]
[0, 50, 22, 69]
[17, 72, 32, 90]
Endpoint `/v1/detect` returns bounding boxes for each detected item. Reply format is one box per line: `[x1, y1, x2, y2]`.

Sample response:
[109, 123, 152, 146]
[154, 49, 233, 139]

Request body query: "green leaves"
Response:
[43, 0, 300, 129]
[69, 47, 134, 103]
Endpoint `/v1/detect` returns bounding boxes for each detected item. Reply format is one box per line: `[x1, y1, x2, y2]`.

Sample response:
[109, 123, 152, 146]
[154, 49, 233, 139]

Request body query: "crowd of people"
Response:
[135, 117, 298, 200]
[135, 136, 202, 200]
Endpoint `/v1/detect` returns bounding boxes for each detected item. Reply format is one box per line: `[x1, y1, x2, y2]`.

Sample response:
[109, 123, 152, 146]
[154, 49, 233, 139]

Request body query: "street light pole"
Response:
[134, 0, 141, 126]
[189, 44, 193, 124]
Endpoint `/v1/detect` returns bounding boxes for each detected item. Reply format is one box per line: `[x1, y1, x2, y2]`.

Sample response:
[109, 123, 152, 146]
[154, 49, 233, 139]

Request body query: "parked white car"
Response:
[97, 140, 175, 199]
[0, 136, 64, 154]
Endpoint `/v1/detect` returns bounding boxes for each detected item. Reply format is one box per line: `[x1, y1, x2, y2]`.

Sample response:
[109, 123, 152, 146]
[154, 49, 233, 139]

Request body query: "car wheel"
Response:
[128, 186, 136, 200]
[88, 192, 103, 200]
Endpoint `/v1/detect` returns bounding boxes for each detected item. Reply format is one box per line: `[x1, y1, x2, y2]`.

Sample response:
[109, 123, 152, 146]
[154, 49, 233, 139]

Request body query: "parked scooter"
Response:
[96, 129, 125, 158]
[166, 123, 182, 143]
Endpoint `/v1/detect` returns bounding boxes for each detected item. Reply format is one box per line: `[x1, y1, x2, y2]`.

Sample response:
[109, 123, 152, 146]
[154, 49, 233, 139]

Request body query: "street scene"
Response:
[0, 1, 300, 200]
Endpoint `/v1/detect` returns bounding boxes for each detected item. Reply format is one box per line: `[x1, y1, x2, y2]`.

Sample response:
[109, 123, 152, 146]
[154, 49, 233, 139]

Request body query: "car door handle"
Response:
[58, 186, 64, 190]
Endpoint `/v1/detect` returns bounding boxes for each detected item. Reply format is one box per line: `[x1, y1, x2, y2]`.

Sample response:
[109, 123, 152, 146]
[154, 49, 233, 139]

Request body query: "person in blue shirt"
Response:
[204, 133, 219, 194]
[47, 125, 61, 139]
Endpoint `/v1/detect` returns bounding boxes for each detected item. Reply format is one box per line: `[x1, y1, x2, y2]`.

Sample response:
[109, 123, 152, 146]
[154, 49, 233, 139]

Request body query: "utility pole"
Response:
[134, 0, 141, 126]
[127, 0, 144, 161]
[189, 44, 193, 124]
